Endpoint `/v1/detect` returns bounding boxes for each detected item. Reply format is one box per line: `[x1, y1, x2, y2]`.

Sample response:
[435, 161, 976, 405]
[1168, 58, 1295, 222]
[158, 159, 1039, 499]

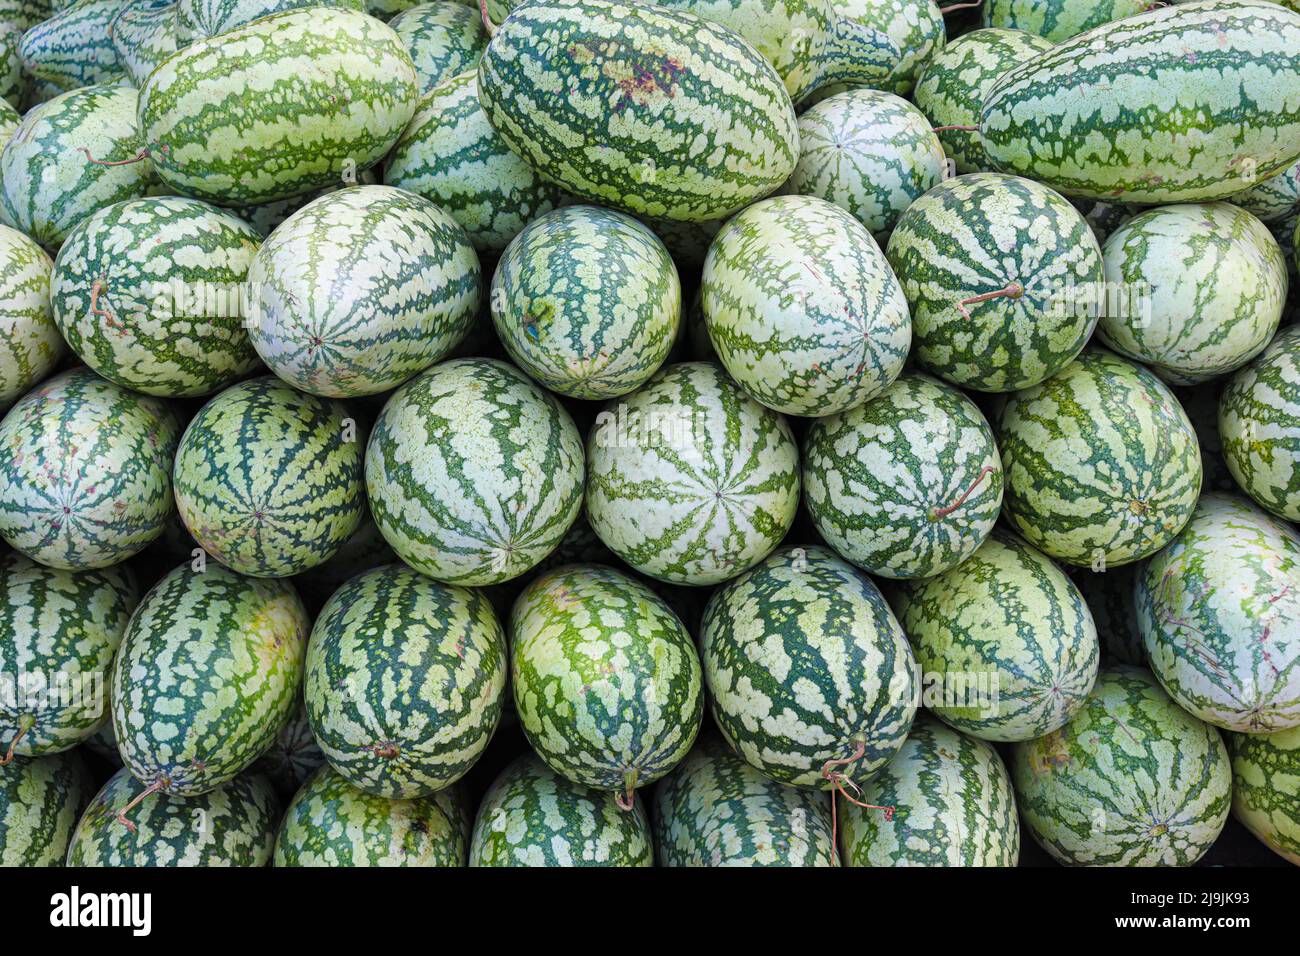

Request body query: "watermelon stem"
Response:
[116, 778, 167, 834]
[937, 2, 981, 15]
[822, 741, 895, 858]
[0, 714, 34, 765]
[931, 124, 979, 133]
[614, 771, 638, 812]
[477, 0, 497, 36]
[78, 145, 161, 167]
[933, 465, 995, 519]
[957, 282, 1023, 319]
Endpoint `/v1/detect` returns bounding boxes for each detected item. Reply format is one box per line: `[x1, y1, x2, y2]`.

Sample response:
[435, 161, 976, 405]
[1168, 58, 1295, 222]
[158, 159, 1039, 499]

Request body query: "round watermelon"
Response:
[0, 367, 180, 570]
[389, 1, 487, 94]
[839, 713, 1019, 867]
[700, 545, 918, 788]
[173, 376, 366, 578]
[0, 749, 93, 866]
[490, 204, 681, 400]
[305, 563, 507, 798]
[653, 734, 837, 867]
[247, 185, 480, 398]
[803, 371, 1002, 580]
[893, 528, 1099, 742]
[997, 347, 1203, 568]
[1011, 665, 1231, 866]
[702, 194, 911, 417]
[365, 357, 585, 585]
[67, 768, 280, 866]
[1228, 724, 1300, 865]
[274, 763, 469, 866]
[469, 752, 654, 867]
[1136, 493, 1300, 733]
[586, 362, 800, 586]
[511, 564, 703, 802]
[0, 224, 61, 408]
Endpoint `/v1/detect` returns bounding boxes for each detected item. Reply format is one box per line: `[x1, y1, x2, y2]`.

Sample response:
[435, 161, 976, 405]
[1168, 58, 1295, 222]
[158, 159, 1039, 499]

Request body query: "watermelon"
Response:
[912, 28, 1054, 176]
[1011, 665, 1231, 866]
[785, 89, 946, 242]
[0, 552, 137, 757]
[802, 371, 1003, 580]
[173, 376, 366, 577]
[980, 0, 1148, 42]
[366, 357, 584, 585]
[110, 563, 309, 802]
[250, 697, 325, 800]
[0, 83, 156, 249]
[476, 0, 799, 223]
[586, 362, 799, 586]
[470, 752, 654, 867]
[383, 71, 564, 254]
[51, 196, 264, 398]
[138, 8, 419, 205]
[491, 204, 681, 401]
[0, 92, 17, 146]
[1098, 203, 1287, 386]
[67, 767, 280, 866]
[389, 1, 487, 95]
[274, 764, 468, 866]
[1219, 325, 1300, 522]
[511, 564, 702, 801]
[233, 166, 379, 239]
[305, 563, 507, 798]
[884, 172, 1102, 393]
[0, 750, 93, 865]
[0, 224, 62, 408]
[980, 1, 1300, 204]
[109, 0, 177, 87]
[1228, 724, 1300, 865]
[174, 0, 366, 43]
[18, 0, 128, 92]
[0, 0, 54, 31]
[652, 734, 837, 867]
[1229, 157, 1300, 224]
[700, 545, 919, 788]
[702, 194, 911, 417]
[839, 713, 1019, 867]
[0, 367, 180, 570]
[247, 185, 480, 398]
[893, 528, 1099, 741]
[1136, 493, 1300, 733]
[997, 347, 1203, 568]
[0, 30, 25, 112]
[1068, 562, 1146, 665]
[810, 0, 945, 99]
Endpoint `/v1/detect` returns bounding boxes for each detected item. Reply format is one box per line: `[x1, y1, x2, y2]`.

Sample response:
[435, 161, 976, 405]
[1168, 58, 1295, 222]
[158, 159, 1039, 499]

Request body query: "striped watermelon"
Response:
[785, 88, 946, 242]
[912, 28, 1054, 176]
[0, 83, 156, 248]
[384, 71, 563, 254]
[884, 172, 1102, 393]
[173, 376, 366, 577]
[0, 552, 137, 757]
[305, 564, 507, 798]
[67, 768, 280, 866]
[1229, 157, 1300, 224]
[251, 698, 325, 799]
[0, 224, 61, 408]
[511, 564, 702, 801]
[389, 1, 487, 94]
[1011, 665, 1231, 866]
[0, 30, 24, 112]
[1219, 324, 1300, 522]
[233, 166, 379, 239]
[476, 0, 799, 223]
[893, 528, 1099, 742]
[803, 371, 1003, 580]
[491, 205, 680, 400]
[652, 734, 837, 867]
[110, 563, 309, 799]
[139, 8, 419, 205]
[0, 0, 54, 31]
[810, 0, 945, 99]
[0, 750, 93, 865]
[997, 347, 1203, 567]
[18, 0, 127, 92]
[1228, 725, 1300, 865]
[51, 196, 263, 398]
[702, 195, 911, 417]
[586, 362, 799, 586]
[275, 764, 468, 866]
[839, 713, 1019, 867]
[700, 545, 919, 788]
[1068, 562, 1146, 665]
[247, 185, 480, 398]
[0, 367, 180, 570]
[1098, 203, 1287, 386]
[470, 752, 654, 867]
[0, 93, 16, 146]
[174, 0, 365, 43]
[980, 0, 1147, 42]
[1136, 493, 1300, 733]
[367, 357, 584, 585]
[980, 1, 1300, 204]
[109, 0, 177, 87]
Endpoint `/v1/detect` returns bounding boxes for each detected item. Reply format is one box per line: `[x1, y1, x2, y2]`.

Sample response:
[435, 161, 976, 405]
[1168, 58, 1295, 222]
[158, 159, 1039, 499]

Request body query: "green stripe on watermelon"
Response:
[1228, 724, 1300, 865]
[19, 0, 128, 92]
[0, 224, 62, 408]
[0, 750, 93, 865]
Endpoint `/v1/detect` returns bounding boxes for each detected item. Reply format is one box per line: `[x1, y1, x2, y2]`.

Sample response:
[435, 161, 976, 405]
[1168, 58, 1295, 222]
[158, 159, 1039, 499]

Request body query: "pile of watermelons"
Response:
[0, 0, 1297, 868]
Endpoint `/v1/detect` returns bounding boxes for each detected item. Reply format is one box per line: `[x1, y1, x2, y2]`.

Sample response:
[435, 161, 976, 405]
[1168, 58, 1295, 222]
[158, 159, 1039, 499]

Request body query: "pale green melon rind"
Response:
[1228, 724, 1300, 865]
